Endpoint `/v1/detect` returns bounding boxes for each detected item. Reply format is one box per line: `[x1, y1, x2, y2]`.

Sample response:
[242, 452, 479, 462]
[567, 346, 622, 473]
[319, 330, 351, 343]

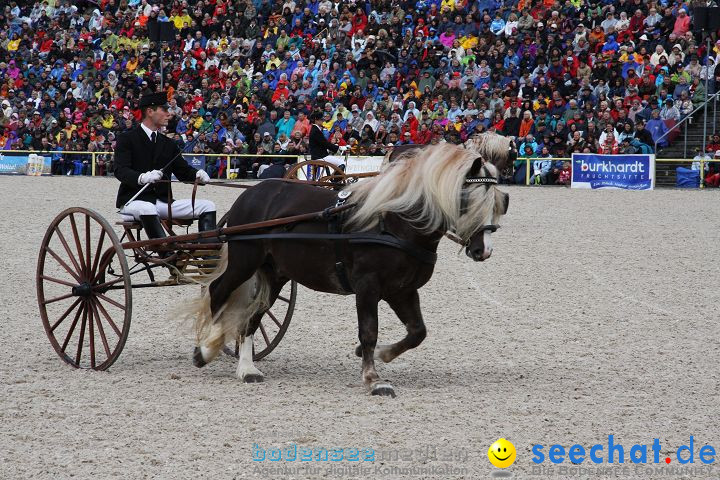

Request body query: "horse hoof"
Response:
[371, 383, 396, 398]
[354, 345, 362, 357]
[192, 347, 207, 368]
[243, 374, 264, 383]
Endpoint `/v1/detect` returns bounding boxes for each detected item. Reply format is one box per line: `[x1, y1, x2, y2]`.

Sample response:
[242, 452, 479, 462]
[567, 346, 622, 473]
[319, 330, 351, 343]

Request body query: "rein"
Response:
[158, 177, 353, 190]
[140, 176, 499, 251]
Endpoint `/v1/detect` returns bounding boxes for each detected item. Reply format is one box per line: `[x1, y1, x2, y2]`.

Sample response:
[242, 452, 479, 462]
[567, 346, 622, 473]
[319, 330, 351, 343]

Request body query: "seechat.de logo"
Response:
[532, 436, 716, 465]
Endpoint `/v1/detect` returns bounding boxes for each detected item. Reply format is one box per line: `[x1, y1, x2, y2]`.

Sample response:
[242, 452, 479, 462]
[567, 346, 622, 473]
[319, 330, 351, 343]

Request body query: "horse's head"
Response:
[465, 132, 517, 171]
[458, 158, 510, 262]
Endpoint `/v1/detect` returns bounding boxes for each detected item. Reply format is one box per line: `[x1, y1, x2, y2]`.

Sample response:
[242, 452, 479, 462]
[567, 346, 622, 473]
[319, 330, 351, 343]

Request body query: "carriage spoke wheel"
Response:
[37, 208, 132, 370]
[285, 160, 347, 186]
[223, 280, 297, 361]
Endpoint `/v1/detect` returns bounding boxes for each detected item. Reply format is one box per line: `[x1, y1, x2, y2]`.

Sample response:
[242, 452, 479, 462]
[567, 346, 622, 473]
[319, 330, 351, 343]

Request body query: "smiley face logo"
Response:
[488, 438, 516, 468]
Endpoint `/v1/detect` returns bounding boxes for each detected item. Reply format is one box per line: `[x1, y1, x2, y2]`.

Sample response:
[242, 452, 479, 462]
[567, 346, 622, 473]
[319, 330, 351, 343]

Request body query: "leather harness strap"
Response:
[191, 178, 199, 217]
[328, 191, 354, 293]
[166, 183, 173, 230]
[221, 232, 438, 265]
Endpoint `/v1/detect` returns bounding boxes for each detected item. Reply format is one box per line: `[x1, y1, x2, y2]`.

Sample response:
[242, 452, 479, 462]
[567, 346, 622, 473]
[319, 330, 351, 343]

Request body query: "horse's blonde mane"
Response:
[345, 143, 499, 242]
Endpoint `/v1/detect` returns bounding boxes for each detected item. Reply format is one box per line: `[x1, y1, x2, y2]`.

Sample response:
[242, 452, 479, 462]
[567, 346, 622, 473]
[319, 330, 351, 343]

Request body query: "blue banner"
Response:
[571, 154, 655, 190]
[185, 154, 205, 171]
[0, 152, 52, 175]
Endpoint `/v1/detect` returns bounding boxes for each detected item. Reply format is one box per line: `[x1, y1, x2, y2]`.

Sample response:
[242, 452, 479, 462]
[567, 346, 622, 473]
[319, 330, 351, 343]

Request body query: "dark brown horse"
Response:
[186, 143, 510, 397]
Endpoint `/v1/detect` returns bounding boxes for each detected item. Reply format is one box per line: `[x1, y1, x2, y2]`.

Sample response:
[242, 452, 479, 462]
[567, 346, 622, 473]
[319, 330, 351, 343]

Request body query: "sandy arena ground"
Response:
[1, 176, 719, 479]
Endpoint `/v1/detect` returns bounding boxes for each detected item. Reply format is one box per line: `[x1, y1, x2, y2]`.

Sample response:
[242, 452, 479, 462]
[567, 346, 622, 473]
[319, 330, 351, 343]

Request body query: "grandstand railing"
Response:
[0, 150, 302, 179]
[1, 150, 712, 188]
[654, 92, 720, 158]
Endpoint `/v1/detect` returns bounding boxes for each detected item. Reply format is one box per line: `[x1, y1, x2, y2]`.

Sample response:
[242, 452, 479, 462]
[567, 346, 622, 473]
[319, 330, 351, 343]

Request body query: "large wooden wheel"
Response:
[37, 208, 132, 370]
[285, 159, 346, 184]
[217, 212, 297, 361]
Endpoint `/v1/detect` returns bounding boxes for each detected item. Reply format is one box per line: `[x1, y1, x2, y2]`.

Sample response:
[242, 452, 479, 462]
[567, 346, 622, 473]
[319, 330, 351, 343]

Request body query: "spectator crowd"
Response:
[0, 0, 719, 182]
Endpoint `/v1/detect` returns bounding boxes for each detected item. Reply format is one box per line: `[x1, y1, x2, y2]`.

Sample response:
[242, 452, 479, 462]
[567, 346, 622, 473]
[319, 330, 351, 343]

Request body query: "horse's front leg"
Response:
[356, 292, 396, 397]
[354, 290, 426, 363]
[379, 290, 426, 363]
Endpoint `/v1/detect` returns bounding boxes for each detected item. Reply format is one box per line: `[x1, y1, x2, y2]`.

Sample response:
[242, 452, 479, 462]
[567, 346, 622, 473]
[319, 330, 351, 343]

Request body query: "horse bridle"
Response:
[456, 174, 500, 245]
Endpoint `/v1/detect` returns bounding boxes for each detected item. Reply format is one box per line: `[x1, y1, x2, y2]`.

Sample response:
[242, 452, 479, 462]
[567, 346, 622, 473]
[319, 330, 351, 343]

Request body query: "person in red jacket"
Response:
[598, 133, 619, 154]
[271, 80, 290, 103]
[349, 10, 368, 35]
[414, 123, 432, 144]
[628, 9, 645, 37]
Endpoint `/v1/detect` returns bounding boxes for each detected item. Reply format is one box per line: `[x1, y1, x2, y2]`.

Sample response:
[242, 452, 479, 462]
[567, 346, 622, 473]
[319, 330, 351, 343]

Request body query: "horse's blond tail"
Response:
[174, 244, 271, 349]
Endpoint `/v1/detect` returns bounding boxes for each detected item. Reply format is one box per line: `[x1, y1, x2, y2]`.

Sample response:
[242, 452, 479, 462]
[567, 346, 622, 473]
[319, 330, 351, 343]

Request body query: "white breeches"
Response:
[120, 199, 216, 221]
[323, 155, 345, 168]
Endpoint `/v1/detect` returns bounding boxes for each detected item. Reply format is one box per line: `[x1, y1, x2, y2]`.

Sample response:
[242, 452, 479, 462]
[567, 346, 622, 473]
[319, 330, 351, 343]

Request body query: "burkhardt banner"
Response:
[571, 154, 655, 190]
[0, 152, 52, 175]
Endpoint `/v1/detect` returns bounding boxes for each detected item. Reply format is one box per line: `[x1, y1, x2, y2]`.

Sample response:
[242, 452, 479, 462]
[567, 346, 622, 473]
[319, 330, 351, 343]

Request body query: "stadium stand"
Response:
[0, 0, 718, 181]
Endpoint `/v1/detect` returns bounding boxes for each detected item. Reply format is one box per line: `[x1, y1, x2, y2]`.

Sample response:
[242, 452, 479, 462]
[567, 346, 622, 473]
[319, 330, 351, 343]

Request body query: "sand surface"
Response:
[1, 176, 719, 479]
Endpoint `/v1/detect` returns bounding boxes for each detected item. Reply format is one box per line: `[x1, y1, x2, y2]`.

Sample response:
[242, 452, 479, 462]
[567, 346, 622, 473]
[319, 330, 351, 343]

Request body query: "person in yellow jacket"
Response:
[101, 113, 116, 130]
[440, 0, 455, 12]
[459, 35, 478, 50]
[126, 55, 139, 73]
[7, 33, 21, 52]
[101, 32, 119, 52]
[171, 9, 192, 30]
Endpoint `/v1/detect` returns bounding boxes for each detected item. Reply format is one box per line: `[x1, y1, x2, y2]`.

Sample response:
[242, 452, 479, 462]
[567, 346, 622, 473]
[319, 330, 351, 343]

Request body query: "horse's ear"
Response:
[468, 156, 484, 177]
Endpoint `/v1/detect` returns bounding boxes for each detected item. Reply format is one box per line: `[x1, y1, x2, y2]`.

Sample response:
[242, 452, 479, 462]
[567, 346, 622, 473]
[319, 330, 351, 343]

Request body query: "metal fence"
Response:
[0, 150, 713, 188]
[0, 150, 302, 179]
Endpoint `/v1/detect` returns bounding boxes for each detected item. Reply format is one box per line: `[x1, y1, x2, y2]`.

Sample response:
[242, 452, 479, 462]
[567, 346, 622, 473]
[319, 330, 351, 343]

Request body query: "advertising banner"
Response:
[571, 154, 655, 190]
[344, 156, 384, 175]
[0, 152, 52, 175]
[320, 155, 384, 174]
[184, 154, 206, 171]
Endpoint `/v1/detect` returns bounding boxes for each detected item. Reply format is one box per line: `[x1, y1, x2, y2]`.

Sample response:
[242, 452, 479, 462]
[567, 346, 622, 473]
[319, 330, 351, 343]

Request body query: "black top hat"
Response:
[138, 91, 168, 108]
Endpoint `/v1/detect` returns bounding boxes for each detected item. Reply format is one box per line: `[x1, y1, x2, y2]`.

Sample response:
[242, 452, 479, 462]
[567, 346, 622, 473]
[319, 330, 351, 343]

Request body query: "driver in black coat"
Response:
[114, 91, 215, 241]
[308, 111, 348, 167]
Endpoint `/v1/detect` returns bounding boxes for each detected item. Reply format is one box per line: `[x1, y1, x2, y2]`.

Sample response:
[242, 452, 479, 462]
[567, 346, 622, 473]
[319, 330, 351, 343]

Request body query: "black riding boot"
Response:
[140, 214, 167, 239]
[197, 211, 217, 243]
[139, 215, 170, 258]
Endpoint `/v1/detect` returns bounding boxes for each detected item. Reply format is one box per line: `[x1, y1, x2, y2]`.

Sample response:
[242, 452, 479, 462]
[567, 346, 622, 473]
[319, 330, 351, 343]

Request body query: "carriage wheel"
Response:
[222, 277, 297, 361]
[37, 208, 132, 370]
[285, 160, 347, 185]
[216, 213, 297, 361]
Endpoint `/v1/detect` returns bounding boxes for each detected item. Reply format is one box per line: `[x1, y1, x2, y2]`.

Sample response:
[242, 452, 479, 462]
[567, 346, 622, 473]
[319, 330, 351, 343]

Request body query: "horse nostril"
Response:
[472, 248, 483, 258]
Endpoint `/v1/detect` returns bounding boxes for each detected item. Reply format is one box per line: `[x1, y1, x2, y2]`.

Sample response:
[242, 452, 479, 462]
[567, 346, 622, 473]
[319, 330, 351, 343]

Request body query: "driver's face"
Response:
[148, 106, 170, 127]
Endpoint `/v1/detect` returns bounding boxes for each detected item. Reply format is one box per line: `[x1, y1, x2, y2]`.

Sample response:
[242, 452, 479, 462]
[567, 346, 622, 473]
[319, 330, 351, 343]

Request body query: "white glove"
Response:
[338, 145, 348, 153]
[138, 170, 163, 185]
[196, 169, 210, 184]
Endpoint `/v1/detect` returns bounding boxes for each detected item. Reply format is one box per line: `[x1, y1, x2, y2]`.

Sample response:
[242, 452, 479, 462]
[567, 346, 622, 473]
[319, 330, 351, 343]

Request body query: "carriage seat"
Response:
[116, 214, 194, 228]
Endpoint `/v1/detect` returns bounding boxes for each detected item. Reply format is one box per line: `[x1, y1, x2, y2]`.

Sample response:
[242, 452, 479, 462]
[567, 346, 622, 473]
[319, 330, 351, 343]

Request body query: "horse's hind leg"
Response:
[236, 271, 287, 383]
[354, 290, 426, 364]
[193, 242, 263, 368]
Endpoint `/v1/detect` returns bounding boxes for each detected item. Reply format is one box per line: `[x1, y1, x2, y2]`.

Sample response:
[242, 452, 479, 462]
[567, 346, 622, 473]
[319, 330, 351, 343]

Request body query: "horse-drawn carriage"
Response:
[36, 134, 514, 397]
[36, 206, 298, 370]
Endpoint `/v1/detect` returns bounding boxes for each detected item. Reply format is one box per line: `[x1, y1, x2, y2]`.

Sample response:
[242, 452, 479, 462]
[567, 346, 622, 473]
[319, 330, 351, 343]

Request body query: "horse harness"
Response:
[221, 175, 500, 294]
